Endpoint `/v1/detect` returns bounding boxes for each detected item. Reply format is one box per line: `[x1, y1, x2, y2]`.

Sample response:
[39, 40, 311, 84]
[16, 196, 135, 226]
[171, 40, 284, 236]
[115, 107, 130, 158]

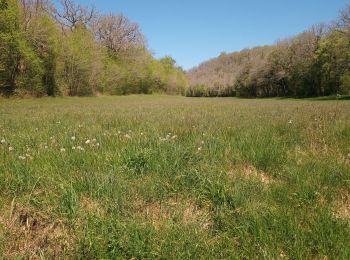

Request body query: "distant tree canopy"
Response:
[187, 3, 350, 98]
[0, 0, 187, 97]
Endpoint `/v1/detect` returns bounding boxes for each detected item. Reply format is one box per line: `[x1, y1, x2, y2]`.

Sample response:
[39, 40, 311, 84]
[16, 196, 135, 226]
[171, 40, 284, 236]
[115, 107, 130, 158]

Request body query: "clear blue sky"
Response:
[74, 0, 349, 69]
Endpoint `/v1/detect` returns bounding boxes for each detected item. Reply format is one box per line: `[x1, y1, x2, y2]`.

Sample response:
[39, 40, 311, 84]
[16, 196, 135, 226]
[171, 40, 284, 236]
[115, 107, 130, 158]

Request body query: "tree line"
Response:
[0, 0, 188, 97]
[187, 4, 350, 98]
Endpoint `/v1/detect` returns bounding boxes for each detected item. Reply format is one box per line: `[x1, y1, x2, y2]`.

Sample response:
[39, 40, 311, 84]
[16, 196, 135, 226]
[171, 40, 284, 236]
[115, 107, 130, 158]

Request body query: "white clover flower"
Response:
[124, 134, 131, 139]
[198, 147, 202, 151]
[171, 135, 177, 140]
[118, 131, 121, 134]
[1, 139, 6, 144]
[85, 140, 91, 144]
[288, 120, 293, 124]
[96, 143, 100, 147]
[72, 146, 76, 150]
[92, 138, 97, 143]
[60, 148, 66, 152]
[19, 156, 26, 160]
[201, 141, 205, 145]
[140, 132, 144, 136]
[77, 146, 84, 151]
[8, 146, 14, 151]
[44, 145, 49, 149]
[71, 136, 76, 141]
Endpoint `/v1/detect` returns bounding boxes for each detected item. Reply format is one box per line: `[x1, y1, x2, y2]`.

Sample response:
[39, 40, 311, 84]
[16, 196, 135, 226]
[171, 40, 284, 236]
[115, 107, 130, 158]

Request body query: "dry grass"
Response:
[134, 197, 212, 229]
[0, 203, 73, 259]
[229, 164, 271, 184]
[334, 192, 350, 221]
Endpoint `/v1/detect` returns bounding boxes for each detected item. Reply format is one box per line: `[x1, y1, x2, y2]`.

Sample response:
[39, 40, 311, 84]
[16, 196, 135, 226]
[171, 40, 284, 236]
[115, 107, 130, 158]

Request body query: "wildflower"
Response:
[77, 146, 84, 151]
[18, 156, 26, 160]
[92, 138, 97, 143]
[201, 141, 205, 145]
[72, 146, 76, 150]
[288, 120, 293, 124]
[124, 134, 131, 139]
[1, 139, 6, 144]
[118, 131, 121, 134]
[78, 124, 83, 128]
[198, 147, 202, 151]
[140, 132, 144, 136]
[8, 146, 14, 151]
[171, 135, 177, 140]
[85, 139, 91, 144]
[71, 136, 76, 141]
[60, 148, 66, 152]
[96, 143, 100, 147]
[44, 145, 49, 149]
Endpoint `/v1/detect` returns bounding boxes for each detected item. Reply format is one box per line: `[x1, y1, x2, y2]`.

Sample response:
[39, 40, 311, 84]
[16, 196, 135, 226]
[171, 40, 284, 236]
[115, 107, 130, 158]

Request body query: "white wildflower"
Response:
[124, 134, 131, 139]
[44, 145, 49, 149]
[198, 147, 202, 151]
[72, 146, 76, 150]
[60, 148, 66, 152]
[71, 136, 76, 141]
[8, 146, 14, 151]
[85, 139, 91, 144]
[92, 138, 97, 143]
[288, 120, 293, 124]
[18, 156, 26, 160]
[1, 139, 6, 144]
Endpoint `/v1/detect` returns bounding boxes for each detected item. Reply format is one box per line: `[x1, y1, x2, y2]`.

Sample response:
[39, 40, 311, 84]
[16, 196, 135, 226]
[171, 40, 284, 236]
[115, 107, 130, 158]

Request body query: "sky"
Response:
[73, 0, 349, 70]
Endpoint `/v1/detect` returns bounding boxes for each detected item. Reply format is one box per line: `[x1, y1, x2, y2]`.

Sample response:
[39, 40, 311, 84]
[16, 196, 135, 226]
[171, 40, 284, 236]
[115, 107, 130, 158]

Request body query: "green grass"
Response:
[0, 95, 350, 259]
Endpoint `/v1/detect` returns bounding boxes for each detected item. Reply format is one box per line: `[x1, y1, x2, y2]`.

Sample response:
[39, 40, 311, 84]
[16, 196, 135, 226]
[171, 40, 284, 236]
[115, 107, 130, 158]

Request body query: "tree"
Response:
[95, 14, 145, 54]
[51, 0, 96, 31]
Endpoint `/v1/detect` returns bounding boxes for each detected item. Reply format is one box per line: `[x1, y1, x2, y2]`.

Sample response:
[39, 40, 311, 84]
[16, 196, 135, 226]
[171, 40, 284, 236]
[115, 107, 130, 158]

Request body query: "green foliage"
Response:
[0, 0, 187, 97]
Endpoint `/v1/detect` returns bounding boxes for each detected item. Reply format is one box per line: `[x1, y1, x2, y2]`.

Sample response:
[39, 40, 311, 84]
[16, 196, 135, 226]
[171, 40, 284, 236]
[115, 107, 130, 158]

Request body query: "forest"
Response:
[0, 0, 188, 97]
[187, 4, 350, 98]
[1, 1, 350, 98]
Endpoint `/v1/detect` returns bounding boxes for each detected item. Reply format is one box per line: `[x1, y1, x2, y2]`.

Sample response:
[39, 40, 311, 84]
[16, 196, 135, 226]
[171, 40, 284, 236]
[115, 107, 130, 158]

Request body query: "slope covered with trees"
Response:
[0, 0, 187, 97]
[187, 4, 350, 98]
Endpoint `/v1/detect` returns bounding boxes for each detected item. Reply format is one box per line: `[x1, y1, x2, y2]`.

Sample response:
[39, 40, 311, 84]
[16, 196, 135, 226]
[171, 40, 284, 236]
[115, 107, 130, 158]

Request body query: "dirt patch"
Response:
[134, 197, 212, 229]
[0, 203, 74, 259]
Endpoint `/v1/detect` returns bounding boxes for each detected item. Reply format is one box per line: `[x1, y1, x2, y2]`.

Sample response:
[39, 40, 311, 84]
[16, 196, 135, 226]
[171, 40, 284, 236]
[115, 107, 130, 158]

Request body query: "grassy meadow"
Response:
[0, 95, 350, 259]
